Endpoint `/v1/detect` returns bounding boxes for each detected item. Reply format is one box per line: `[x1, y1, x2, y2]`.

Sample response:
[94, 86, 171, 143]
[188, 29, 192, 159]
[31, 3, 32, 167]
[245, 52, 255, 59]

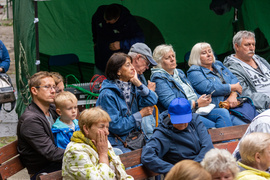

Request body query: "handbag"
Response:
[0, 73, 16, 112]
[219, 97, 259, 123]
[113, 130, 146, 150]
[195, 104, 216, 115]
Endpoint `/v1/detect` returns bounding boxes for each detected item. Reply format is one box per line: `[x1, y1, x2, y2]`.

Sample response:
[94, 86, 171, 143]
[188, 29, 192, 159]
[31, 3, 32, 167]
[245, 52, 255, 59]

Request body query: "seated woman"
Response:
[201, 148, 239, 180]
[141, 98, 214, 174]
[165, 160, 211, 180]
[62, 107, 134, 180]
[151, 44, 232, 129]
[96, 52, 157, 153]
[187, 42, 246, 125]
[51, 72, 65, 94]
[236, 132, 270, 180]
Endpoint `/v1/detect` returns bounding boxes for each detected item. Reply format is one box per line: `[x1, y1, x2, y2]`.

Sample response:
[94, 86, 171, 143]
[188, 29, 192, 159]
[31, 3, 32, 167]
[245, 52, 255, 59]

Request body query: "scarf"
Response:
[115, 79, 132, 104]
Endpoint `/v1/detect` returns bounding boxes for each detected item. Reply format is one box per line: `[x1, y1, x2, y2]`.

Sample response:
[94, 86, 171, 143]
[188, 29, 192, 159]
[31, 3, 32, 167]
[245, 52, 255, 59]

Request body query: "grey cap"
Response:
[129, 43, 157, 66]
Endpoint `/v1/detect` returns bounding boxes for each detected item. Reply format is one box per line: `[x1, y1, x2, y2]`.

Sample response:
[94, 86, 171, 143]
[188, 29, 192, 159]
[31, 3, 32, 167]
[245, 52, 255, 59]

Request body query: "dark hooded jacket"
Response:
[141, 110, 213, 174]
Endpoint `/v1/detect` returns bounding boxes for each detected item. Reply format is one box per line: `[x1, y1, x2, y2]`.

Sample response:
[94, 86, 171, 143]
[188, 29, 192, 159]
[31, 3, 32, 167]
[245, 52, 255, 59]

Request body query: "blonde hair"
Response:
[79, 107, 111, 136]
[188, 42, 216, 67]
[201, 148, 239, 178]
[239, 132, 270, 166]
[54, 91, 77, 109]
[165, 160, 211, 180]
[153, 44, 175, 69]
[51, 72, 64, 85]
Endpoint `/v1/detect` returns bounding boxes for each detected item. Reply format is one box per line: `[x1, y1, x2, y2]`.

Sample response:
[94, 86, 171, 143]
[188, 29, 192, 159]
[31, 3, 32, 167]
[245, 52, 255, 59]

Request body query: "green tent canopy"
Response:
[13, 0, 270, 116]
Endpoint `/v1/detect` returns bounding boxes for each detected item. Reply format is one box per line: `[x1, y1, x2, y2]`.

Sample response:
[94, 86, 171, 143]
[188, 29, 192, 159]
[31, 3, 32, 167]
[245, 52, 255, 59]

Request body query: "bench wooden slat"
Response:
[119, 149, 142, 168]
[126, 166, 159, 180]
[208, 124, 248, 143]
[0, 156, 25, 180]
[213, 141, 239, 154]
[0, 140, 18, 164]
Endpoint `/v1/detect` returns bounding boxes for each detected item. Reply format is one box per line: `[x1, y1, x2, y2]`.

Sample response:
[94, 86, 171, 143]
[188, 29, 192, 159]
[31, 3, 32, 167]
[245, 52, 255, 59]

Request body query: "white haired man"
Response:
[224, 30, 270, 113]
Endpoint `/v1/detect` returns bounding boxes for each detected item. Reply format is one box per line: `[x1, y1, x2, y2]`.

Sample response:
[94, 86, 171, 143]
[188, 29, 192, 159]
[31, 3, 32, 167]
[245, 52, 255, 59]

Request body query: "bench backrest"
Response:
[0, 140, 25, 180]
[38, 149, 158, 180]
[12, 124, 250, 180]
[208, 124, 249, 143]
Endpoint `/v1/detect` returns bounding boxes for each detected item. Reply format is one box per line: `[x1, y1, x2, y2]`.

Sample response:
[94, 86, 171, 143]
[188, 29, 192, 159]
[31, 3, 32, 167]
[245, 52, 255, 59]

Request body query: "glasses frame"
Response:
[140, 55, 150, 67]
[35, 85, 56, 91]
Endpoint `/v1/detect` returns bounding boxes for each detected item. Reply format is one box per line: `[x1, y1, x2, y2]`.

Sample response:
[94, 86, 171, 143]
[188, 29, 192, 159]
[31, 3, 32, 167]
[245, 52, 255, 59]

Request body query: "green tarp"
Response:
[13, 0, 270, 116]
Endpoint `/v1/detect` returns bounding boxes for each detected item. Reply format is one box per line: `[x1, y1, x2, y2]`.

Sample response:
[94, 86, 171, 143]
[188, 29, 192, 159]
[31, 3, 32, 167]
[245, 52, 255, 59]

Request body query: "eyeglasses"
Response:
[140, 55, 150, 67]
[35, 85, 56, 91]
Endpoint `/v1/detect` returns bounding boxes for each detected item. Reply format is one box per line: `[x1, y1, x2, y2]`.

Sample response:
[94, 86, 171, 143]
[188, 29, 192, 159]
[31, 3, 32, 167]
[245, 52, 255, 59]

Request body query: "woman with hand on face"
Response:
[62, 107, 133, 180]
[96, 52, 157, 153]
[151, 44, 232, 129]
[187, 42, 246, 125]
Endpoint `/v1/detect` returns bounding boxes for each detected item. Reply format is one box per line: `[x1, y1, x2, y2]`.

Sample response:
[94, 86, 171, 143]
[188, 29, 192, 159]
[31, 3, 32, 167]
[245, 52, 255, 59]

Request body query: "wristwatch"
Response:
[195, 101, 199, 109]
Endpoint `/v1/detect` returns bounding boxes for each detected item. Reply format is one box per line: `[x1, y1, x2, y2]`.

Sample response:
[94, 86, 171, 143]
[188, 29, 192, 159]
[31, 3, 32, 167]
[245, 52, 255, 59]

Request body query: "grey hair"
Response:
[233, 30, 256, 52]
[188, 42, 216, 67]
[153, 44, 175, 69]
[239, 132, 270, 166]
[201, 148, 239, 178]
[128, 51, 138, 59]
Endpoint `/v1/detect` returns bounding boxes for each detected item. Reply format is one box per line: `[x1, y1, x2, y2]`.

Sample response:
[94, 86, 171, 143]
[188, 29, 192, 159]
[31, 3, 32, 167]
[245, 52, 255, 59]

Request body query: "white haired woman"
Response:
[151, 44, 232, 129]
[187, 42, 248, 125]
[201, 148, 239, 180]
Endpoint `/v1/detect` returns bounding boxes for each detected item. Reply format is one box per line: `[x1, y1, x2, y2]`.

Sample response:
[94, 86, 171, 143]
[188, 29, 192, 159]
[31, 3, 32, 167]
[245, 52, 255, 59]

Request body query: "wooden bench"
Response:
[0, 124, 249, 180]
[208, 124, 249, 154]
[0, 140, 25, 180]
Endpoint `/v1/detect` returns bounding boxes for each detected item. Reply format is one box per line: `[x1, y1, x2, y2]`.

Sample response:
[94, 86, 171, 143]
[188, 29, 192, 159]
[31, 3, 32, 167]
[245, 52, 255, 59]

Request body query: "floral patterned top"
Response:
[62, 131, 134, 180]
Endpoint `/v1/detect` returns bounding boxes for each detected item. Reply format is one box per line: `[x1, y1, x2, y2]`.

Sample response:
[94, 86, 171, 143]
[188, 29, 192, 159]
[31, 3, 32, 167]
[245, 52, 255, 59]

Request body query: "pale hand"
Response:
[92, 130, 109, 165]
[147, 81, 156, 91]
[140, 106, 154, 117]
[197, 94, 211, 107]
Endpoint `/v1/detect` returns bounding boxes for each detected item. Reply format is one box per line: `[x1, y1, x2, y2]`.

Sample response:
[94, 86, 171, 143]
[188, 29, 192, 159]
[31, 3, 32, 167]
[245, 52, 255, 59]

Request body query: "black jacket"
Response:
[17, 101, 64, 174]
[92, 4, 144, 71]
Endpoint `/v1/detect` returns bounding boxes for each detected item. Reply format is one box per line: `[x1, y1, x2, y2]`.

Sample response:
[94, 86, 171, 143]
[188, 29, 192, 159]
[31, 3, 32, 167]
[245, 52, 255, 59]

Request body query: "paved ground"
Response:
[0, 4, 29, 179]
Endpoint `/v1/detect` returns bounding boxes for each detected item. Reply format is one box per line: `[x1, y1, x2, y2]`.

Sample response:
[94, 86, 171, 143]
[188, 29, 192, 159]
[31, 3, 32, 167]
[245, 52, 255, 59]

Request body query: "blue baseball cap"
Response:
[168, 98, 192, 124]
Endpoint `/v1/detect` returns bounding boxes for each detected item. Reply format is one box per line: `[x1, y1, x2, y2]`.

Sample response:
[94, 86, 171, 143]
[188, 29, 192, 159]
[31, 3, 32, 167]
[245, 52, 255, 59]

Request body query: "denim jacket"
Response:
[96, 79, 158, 146]
[151, 68, 198, 113]
[0, 40, 10, 73]
[187, 60, 239, 107]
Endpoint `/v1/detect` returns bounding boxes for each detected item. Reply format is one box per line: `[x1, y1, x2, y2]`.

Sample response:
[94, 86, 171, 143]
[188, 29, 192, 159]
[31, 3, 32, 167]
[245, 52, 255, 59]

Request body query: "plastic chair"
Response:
[48, 53, 84, 82]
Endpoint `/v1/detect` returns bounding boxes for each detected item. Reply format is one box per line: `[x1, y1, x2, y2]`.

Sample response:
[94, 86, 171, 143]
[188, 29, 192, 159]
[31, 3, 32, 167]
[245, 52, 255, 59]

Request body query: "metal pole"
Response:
[6, 0, 9, 19]
[34, 1, 40, 72]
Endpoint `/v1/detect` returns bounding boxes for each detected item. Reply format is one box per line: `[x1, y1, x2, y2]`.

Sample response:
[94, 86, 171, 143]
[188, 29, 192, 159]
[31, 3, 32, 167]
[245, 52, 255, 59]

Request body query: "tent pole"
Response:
[34, 0, 40, 72]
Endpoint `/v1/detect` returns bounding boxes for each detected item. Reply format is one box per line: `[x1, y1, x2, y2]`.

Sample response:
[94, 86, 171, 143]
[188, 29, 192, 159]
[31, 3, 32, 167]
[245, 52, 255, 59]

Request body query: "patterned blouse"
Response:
[62, 131, 134, 180]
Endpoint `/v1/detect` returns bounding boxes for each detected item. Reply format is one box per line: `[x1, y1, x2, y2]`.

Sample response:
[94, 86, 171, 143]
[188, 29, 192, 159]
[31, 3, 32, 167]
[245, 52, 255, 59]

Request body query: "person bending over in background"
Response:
[92, 3, 144, 75]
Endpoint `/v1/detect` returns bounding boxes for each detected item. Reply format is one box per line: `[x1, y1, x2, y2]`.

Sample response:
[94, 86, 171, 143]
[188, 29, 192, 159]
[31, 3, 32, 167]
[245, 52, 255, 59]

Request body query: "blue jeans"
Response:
[230, 114, 247, 125]
[200, 108, 233, 128]
[112, 144, 131, 154]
